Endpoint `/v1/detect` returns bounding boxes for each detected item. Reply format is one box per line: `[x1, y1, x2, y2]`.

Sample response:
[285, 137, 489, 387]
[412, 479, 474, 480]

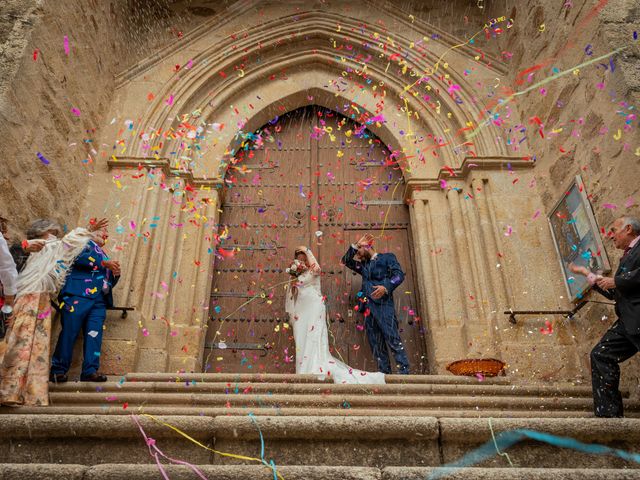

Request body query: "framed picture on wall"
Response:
[548, 175, 611, 302]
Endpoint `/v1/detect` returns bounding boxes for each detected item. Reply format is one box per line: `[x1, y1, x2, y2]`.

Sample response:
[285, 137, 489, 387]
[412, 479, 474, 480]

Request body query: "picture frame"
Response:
[548, 175, 611, 302]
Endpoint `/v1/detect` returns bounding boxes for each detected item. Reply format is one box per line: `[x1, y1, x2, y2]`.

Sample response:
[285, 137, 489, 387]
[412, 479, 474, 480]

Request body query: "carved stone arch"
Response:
[120, 8, 514, 181]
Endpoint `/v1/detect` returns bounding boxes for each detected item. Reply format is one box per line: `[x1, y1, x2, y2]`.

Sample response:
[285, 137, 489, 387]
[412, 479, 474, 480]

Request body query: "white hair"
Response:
[620, 216, 640, 235]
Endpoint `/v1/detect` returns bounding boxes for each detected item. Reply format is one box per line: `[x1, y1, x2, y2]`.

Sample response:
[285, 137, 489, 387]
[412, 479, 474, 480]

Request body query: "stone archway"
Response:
[79, 2, 566, 377]
[207, 105, 428, 374]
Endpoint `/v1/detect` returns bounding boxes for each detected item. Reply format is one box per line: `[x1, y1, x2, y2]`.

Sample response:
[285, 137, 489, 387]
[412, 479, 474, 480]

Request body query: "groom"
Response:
[50, 222, 120, 383]
[342, 233, 410, 374]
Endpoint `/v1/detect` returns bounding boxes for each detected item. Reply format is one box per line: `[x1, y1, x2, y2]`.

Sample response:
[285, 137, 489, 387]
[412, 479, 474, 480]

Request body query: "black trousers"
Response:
[591, 320, 640, 417]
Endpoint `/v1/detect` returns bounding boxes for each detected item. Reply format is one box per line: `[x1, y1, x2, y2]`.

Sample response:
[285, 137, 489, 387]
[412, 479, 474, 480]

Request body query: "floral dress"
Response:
[0, 292, 53, 406]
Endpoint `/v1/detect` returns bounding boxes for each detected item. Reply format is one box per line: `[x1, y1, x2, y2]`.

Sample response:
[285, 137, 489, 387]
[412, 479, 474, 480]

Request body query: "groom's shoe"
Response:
[80, 372, 108, 382]
[49, 373, 68, 383]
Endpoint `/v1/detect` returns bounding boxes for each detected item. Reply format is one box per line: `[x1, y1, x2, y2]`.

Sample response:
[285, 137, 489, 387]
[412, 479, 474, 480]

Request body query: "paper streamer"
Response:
[140, 413, 285, 480]
[131, 415, 209, 480]
[426, 419, 640, 479]
[249, 414, 279, 480]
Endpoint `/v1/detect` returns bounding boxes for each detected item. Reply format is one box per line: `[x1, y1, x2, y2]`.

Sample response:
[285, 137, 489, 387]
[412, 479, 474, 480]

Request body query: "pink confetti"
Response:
[532, 210, 541, 219]
[624, 197, 636, 208]
[129, 221, 136, 230]
[602, 203, 617, 209]
[71, 108, 81, 116]
[142, 328, 149, 337]
[63, 35, 69, 55]
[165, 95, 174, 106]
[439, 179, 448, 189]
[504, 225, 513, 236]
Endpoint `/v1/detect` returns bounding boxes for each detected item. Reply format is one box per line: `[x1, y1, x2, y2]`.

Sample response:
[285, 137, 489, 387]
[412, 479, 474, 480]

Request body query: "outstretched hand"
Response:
[89, 217, 109, 232]
[568, 262, 590, 277]
[356, 233, 374, 248]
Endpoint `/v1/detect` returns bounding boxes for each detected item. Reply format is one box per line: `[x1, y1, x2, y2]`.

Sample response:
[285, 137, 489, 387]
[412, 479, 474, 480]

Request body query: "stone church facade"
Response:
[1, 0, 639, 390]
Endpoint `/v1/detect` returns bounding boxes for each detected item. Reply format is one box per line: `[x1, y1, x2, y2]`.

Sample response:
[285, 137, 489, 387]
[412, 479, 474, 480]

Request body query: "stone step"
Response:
[2, 405, 626, 418]
[2, 415, 639, 470]
[124, 372, 513, 385]
[49, 379, 601, 398]
[41, 390, 640, 412]
[3, 465, 640, 480]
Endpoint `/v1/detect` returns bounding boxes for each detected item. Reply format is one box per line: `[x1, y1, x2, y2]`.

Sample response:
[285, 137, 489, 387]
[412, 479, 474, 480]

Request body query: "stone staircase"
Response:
[1, 373, 639, 479]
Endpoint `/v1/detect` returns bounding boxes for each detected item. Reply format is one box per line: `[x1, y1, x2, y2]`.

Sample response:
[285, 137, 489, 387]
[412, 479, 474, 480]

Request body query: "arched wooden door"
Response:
[204, 106, 427, 374]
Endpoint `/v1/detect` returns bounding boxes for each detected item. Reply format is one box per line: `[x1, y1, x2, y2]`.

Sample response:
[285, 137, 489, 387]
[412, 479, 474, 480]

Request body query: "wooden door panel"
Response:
[207, 106, 426, 374]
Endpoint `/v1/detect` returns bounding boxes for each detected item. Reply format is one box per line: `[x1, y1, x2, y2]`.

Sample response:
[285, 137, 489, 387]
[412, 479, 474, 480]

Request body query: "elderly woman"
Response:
[0, 218, 107, 406]
[8, 219, 63, 272]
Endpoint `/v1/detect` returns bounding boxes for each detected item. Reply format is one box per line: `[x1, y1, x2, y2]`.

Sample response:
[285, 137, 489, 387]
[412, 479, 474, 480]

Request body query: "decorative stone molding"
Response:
[405, 156, 536, 198]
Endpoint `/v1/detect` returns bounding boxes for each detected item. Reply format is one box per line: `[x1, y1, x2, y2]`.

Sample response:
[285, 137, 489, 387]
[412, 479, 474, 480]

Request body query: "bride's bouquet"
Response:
[285, 259, 307, 277]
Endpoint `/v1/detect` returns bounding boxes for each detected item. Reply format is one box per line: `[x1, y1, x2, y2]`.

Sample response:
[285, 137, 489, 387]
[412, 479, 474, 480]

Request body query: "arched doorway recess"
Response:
[206, 106, 427, 374]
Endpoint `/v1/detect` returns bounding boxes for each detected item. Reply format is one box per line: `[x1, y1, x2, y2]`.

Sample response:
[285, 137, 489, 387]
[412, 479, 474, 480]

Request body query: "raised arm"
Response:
[303, 247, 321, 275]
[381, 253, 405, 295]
[569, 262, 615, 300]
[341, 244, 363, 275]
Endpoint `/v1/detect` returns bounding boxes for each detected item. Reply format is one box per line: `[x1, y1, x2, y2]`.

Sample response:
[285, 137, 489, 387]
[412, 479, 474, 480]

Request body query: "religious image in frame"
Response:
[548, 175, 611, 302]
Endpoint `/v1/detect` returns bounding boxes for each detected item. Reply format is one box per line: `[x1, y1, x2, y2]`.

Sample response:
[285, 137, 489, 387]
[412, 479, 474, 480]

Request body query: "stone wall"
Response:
[484, 0, 640, 388]
[2, 0, 640, 385]
[0, 0, 208, 237]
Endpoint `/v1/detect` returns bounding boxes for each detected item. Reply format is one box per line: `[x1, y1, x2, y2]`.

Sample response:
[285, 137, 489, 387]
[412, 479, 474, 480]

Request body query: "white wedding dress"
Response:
[285, 250, 385, 384]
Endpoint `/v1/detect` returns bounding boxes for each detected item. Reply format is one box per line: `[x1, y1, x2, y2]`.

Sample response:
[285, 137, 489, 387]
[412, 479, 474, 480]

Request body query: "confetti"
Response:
[36, 152, 50, 165]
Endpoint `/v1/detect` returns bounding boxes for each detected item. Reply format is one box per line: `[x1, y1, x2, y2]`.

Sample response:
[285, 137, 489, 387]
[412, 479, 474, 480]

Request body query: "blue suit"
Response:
[342, 245, 410, 374]
[51, 241, 119, 377]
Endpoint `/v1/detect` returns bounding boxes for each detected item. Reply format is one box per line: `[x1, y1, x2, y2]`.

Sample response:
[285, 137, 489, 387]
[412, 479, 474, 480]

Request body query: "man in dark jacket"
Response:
[50, 227, 120, 383]
[342, 233, 410, 374]
[570, 215, 640, 417]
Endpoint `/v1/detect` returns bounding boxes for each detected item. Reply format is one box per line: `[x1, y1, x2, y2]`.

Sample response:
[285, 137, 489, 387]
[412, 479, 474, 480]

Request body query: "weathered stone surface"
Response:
[1, 0, 639, 390]
[100, 339, 137, 375]
[214, 416, 439, 467]
[135, 347, 168, 373]
[440, 418, 640, 469]
[383, 468, 640, 479]
[167, 355, 199, 373]
[103, 310, 141, 341]
[0, 464, 87, 480]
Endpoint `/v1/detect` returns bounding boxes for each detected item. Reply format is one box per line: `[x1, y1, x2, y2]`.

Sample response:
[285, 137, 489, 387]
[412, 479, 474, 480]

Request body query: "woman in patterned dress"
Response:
[0, 218, 106, 406]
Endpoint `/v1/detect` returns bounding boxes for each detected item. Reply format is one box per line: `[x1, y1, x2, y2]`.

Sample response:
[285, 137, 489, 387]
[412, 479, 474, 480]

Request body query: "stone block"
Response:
[167, 355, 200, 373]
[213, 416, 439, 467]
[138, 319, 169, 349]
[103, 310, 141, 340]
[167, 324, 205, 358]
[136, 348, 168, 372]
[100, 339, 137, 375]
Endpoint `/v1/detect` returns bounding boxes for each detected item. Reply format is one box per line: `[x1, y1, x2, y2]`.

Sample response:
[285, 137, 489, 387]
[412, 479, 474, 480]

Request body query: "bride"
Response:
[285, 246, 385, 384]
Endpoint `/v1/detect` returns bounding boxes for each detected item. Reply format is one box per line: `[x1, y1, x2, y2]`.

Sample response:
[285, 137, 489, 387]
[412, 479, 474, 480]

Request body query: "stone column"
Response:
[165, 187, 222, 373]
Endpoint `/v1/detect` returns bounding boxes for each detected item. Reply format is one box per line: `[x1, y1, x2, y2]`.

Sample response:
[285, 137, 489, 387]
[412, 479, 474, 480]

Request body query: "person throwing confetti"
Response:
[342, 233, 410, 374]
